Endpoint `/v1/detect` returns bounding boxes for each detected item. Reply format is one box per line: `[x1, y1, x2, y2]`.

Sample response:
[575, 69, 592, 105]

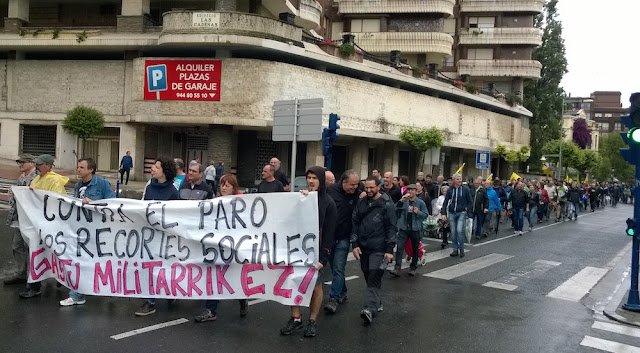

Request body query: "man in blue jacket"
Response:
[119, 150, 133, 185]
[392, 184, 428, 277]
[440, 173, 473, 257]
[483, 179, 502, 236]
[59, 158, 115, 306]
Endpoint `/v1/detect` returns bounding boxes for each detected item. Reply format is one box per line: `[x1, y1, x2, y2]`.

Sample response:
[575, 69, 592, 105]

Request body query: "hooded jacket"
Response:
[351, 189, 397, 254]
[31, 171, 69, 195]
[306, 166, 337, 267]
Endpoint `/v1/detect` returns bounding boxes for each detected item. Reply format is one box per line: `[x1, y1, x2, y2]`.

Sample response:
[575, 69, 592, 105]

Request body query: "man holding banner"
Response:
[280, 166, 336, 337]
[60, 158, 115, 306]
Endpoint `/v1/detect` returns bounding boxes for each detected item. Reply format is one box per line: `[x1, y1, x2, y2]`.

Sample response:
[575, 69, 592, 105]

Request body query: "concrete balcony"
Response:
[262, 0, 322, 29]
[459, 27, 542, 46]
[337, 0, 454, 16]
[459, 0, 544, 13]
[458, 59, 541, 79]
[342, 31, 453, 55]
[160, 11, 302, 45]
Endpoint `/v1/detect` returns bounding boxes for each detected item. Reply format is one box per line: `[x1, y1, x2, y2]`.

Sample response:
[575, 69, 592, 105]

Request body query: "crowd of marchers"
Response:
[3, 153, 634, 338]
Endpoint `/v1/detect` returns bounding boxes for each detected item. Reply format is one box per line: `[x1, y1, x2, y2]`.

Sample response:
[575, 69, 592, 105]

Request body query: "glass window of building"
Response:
[467, 48, 493, 60]
[469, 17, 495, 28]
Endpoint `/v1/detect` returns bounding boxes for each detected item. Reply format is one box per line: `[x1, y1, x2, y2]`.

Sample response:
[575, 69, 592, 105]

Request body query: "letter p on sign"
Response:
[146, 64, 167, 99]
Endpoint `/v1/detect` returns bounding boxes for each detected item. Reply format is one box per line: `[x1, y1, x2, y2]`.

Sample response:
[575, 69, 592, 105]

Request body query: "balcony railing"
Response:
[337, 0, 454, 16]
[342, 31, 453, 55]
[459, 0, 544, 13]
[299, 0, 323, 28]
[262, 0, 322, 29]
[458, 59, 541, 78]
[459, 27, 542, 46]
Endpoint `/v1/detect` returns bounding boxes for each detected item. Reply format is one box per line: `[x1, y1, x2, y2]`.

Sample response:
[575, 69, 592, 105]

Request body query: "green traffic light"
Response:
[626, 218, 635, 236]
[629, 128, 640, 143]
[628, 228, 636, 236]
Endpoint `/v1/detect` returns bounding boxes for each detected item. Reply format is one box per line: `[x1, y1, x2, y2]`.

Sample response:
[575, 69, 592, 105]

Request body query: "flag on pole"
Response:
[510, 172, 521, 181]
[584, 175, 588, 183]
[487, 173, 493, 181]
[565, 174, 569, 182]
[455, 163, 465, 174]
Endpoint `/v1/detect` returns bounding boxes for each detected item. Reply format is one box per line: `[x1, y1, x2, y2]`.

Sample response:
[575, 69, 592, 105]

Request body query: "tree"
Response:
[595, 133, 634, 181]
[399, 127, 445, 173]
[576, 149, 602, 178]
[523, 0, 568, 171]
[541, 139, 583, 177]
[496, 144, 530, 174]
[572, 119, 592, 149]
[62, 105, 105, 156]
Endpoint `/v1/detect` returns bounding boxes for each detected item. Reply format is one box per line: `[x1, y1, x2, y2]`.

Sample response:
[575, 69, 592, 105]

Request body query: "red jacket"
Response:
[540, 188, 550, 203]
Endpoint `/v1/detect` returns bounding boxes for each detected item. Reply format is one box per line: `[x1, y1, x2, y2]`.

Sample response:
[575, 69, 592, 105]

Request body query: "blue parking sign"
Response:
[147, 65, 167, 92]
[476, 150, 490, 169]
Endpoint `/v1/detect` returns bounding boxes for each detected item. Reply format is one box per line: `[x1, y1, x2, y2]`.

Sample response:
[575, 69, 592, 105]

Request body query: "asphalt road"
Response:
[0, 204, 636, 353]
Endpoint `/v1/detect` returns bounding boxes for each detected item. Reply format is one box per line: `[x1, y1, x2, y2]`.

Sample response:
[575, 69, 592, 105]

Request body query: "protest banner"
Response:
[13, 187, 320, 306]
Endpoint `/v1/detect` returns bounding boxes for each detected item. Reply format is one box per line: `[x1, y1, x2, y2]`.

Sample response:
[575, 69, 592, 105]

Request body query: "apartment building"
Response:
[0, 0, 532, 185]
[590, 91, 629, 134]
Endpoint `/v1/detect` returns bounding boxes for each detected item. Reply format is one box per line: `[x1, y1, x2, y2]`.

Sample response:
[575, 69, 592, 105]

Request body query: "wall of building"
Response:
[501, 15, 534, 28]
[387, 14, 444, 32]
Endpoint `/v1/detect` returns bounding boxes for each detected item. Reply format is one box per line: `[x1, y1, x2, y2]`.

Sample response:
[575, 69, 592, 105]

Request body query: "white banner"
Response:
[13, 187, 320, 306]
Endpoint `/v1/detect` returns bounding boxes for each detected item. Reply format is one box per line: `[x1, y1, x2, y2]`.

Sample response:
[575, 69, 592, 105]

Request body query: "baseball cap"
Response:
[406, 184, 418, 189]
[34, 154, 55, 165]
[15, 154, 35, 163]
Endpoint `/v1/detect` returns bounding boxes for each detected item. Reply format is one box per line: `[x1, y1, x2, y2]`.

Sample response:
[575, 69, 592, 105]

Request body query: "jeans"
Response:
[513, 208, 525, 232]
[329, 238, 350, 300]
[11, 229, 28, 279]
[527, 205, 537, 228]
[449, 212, 466, 250]
[537, 203, 547, 221]
[569, 202, 579, 219]
[69, 290, 85, 302]
[205, 299, 248, 313]
[360, 251, 384, 313]
[483, 211, 494, 235]
[395, 230, 420, 270]
[473, 212, 485, 237]
[119, 169, 130, 184]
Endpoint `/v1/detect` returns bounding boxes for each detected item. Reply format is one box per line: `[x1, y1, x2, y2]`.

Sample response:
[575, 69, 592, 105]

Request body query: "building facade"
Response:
[0, 0, 533, 185]
[590, 91, 629, 134]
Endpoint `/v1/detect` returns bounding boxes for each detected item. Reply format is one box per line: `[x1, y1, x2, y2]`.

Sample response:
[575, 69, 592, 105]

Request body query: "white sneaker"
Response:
[60, 297, 86, 306]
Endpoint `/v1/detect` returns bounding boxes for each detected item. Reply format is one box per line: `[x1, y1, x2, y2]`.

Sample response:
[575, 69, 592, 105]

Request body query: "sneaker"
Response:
[389, 269, 401, 277]
[18, 288, 41, 299]
[338, 292, 348, 304]
[360, 309, 373, 324]
[514, 230, 519, 235]
[239, 300, 249, 317]
[280, 317, 303, 335]
[519, 231, 523, 236]
[377, 303, 384, 312]
[59, 297, 86, 306]
[135, 302, 156, 316]
[408, 269, 417, 276]
[324, 298, 338, 313]
[194, 309, 217, 323]
[528, 226, 533, 232]
[303, 320, 317, 337]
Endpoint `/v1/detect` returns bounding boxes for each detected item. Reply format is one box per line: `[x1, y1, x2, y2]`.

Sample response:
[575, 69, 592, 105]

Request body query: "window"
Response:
[594, 113, 602, 117]
[21, 125, 57, 156]
[469, 16, 495, 28]
[582, 103, 590, 110]
[467, 48, 493, 60]
[601, 123, 610, 131]
[614, 123, 621, 131]
[351, 19, 380, 33]
[604, 113, 612, 118]
[444, 18, 456, 35]
[331, 21, 343, 41]
[442, 55, 454, 67]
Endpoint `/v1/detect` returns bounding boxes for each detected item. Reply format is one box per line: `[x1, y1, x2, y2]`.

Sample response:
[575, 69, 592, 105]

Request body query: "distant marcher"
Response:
[204, 160, 217, 194]
[270, 158, 291, 191]
[258, 165, 284, 193]
[173, 158, 186, 190]
[325, 170, 335, 185]
[119, 151, 133, 185]
[440, 173, 472, 257]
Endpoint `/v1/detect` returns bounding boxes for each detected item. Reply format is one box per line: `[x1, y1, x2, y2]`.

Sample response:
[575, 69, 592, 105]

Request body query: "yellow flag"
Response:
[510, 172, 521, 181]
[565, 174, 569, 182]
[487, 173, 493, 181]
[584, 175, 588, 183]
[455, 163, 465, 174]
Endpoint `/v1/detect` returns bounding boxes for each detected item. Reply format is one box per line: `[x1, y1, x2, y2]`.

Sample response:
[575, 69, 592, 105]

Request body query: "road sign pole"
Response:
[290, 98, 298, 193]
[623, 164, 640, 312]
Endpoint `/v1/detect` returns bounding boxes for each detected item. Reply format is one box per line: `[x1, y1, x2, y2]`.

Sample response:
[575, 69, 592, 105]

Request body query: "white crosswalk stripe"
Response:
[424, 253, 513, 280]
[482, 259, 561, 291]
[546, 266, 608, 302]
[579, 319, 640, 353]
[580, 336, 640, 353]
[593, 321, 640, 338]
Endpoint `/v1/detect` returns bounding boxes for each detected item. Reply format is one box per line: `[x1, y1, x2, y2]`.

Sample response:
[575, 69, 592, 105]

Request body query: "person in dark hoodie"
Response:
[280, 166, 336, 338]
[324, 170, 362, 314]
[351, 176, 397, 324]
[507, 181, 529, 236]
[135, 157, 180, 316]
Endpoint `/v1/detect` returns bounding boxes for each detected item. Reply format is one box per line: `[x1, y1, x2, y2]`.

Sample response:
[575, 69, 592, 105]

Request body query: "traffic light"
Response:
[627, 218, 636, 237]
[322, 128, 332, 156]
[323, 114, 341, 156]
[328, 113, 340, 135]
[619, 93, 640, 163]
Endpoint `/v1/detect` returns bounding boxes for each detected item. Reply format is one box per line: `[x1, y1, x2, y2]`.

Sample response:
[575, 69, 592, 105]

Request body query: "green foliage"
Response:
[76, 31, 87, 43]
[504, 150, 520, 164]
[411, 66, 426, 78]
[495, 144, 507, 155]
[541, 139, 586, 176]
[505, 92, 523, 107]
[399, 127, 444, 151]
[577, 149, 602, 175]
[595, 133, 634, 181]
[465, 82, 479, 94]
[62, 105, 104, 140]
[519, 146, 531, 161]
[338, 43, 356, 57]
[523, 0, 568, 171]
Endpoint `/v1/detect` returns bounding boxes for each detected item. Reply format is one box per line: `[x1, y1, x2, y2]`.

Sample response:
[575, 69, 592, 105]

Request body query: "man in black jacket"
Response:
[280, 166, 336, 338]
[471, 176, 489, 240]
[508, 181, 529, 235]
[324, 170, 362, 314]
[381, 171, 402, 203]
[352, 176, 397, 324]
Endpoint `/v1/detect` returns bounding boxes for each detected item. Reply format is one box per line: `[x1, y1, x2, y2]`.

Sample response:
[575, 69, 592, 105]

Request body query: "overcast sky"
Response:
[556, 0, 639, 107]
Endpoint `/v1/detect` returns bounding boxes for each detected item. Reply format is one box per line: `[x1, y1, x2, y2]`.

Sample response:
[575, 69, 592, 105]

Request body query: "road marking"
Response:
[110, 318, 189, 340]
[424, 248, 471, 263]
[547, 266, 608, 302]
[580, 335, 640, 353]
[248, 299, 268, 306]
[424, 253, 513, 280]
[324, 275, 359, 285]
[482, 260, 561, 291]
[606, 242, 633, 270]
[593, 320, 640, 338]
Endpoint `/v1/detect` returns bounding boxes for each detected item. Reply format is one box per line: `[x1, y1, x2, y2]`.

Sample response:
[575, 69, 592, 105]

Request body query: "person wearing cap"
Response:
[19, 154, 69, 298]
[59, 157, 115, 306]
[4, 154, 37, 286]
[392, 183, 428, 277]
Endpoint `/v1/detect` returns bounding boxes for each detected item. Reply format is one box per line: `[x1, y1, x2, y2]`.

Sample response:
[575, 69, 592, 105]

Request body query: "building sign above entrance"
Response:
[192, 12, 220, 28]
[144, 60, 222, 101]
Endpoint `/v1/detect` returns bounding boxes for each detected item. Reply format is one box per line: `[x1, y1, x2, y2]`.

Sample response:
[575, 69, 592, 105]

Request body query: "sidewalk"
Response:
[603, 246, 640, 327]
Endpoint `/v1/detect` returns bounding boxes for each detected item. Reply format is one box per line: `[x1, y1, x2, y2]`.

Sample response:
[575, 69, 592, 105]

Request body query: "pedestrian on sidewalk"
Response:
[204, 160, 217, 195]
[194, 173, 249, 323]
[392, 184, 428, 277]
[483, 179, 502, 236]
[20, 154, 69, 298]
[324, 170, 362, 314]
[4, 154, 37, 286]
[280, 166, 336, 337]
[440, 173, 472, 257]
[351, 176, 396, 324]
[119, 151, 133, 185]
[60, 158, 115, 306]
[508, 181, 529, 236]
